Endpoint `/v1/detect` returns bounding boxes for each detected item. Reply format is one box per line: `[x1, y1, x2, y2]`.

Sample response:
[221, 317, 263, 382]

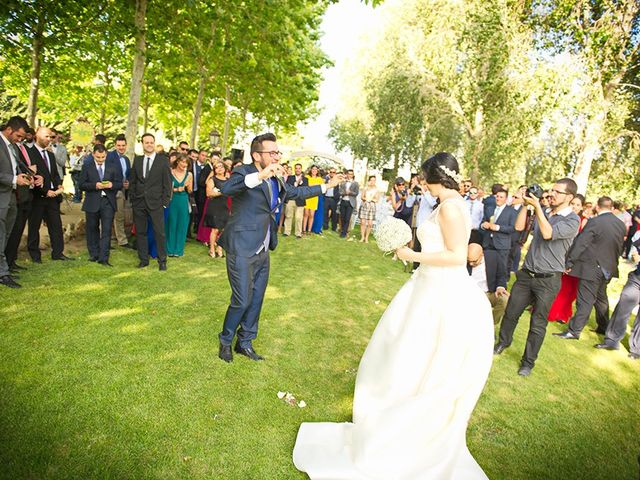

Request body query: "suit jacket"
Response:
[565, 212, 626, 281]
[483, 195, 497, 222]
[129, 153, 172, 210]
[79, 160, 123, 213]
[339, 181, 359, 208]
[196, 163, 212, 203]
[0, 137, 16, 208]
[482, 205, 517, 250]
[219, 163, 323, 257]
[106, 150, 131, 182]
[28, 146, 63, 203]
[285, 174, 309, 206]
[12, 144, 33, 205]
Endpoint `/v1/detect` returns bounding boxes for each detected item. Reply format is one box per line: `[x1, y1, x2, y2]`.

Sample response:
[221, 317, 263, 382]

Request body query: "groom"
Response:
[218, 133, 342, 362]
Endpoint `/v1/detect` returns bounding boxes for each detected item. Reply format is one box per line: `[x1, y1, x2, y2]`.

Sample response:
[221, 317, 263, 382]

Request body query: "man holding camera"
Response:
[494, 179, 580, 376]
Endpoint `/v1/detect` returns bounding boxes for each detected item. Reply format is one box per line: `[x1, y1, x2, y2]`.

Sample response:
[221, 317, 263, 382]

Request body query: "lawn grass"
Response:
[1, 230, 639, 479]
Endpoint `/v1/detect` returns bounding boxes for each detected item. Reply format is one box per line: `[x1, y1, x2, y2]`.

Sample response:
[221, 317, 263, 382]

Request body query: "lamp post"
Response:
[209, 129, 220, 149]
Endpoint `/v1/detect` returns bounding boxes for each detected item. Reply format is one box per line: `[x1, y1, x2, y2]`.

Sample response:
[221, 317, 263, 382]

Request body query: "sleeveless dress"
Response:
[293, 197, 494, 479]
[165, 172, 190, 256]
[203, 176, 229, 229]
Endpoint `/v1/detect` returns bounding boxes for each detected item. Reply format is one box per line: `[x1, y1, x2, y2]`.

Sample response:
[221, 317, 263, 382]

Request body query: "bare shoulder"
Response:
[438, 199, 465, 222]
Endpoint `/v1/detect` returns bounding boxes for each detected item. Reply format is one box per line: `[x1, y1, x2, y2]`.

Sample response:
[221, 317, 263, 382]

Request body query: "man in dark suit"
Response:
[107, 134, 132, 248]
[27, 127, 73, 263]
[129, 132, 172, 270]
[338, 169, 359, 238]
[217, 132, 343, 363]
[80, 144, 123, 266]
[482, 183, 504, 224]
[323, 167, 341, 231]
[480, 187, 517, 299]
[0, 116, 33, 288]
[554, 196, 627, 340]
[191, 149, 208, 235]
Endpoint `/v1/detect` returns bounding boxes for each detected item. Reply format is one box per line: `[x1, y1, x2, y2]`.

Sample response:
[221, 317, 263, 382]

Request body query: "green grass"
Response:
[1, 231, 639, 479]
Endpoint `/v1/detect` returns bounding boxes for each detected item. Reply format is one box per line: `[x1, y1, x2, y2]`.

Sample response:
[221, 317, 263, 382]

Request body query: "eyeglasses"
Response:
[469, 190, 478, 195]
[258, 150, 282, 158]
[550, 189, 568, 196]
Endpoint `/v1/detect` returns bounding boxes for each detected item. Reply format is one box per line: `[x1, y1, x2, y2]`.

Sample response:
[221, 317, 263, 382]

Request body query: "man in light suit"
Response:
[129, 132, 172, 270]
[106, 134, 132, 248]
[554, 196, 627, 340]
[80, 144, 123, 266]
[217, 132, 343, 362]
[338, 169, 359, 238]
[481, 187, 517, 300]
[0, 116, 33, 288]
[283, 163, 308, 238]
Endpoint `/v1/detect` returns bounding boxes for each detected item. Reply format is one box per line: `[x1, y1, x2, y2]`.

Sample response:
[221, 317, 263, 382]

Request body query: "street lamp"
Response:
[209, 129, 220, 148]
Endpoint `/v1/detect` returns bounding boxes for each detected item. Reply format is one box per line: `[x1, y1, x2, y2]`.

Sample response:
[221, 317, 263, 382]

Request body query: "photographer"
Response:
[391, 177, 414, 226]
[494, 178, 580, 376]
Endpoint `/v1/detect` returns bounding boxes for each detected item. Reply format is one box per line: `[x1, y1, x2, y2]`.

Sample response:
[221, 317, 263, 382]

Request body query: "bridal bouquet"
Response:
[375, 217, 412, 253]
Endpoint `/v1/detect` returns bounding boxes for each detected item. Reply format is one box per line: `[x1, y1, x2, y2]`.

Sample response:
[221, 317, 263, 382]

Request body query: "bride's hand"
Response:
[395, 246, 414, 262]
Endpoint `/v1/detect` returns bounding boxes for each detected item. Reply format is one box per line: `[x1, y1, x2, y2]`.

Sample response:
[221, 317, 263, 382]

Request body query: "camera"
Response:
[526, 184, 544, 199]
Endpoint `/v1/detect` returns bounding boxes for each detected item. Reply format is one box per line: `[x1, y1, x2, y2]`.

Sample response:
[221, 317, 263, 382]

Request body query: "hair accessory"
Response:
[439, 165, 463, 185]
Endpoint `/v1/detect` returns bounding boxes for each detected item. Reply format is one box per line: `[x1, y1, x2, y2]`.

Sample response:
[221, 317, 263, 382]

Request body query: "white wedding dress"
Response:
[293, 197, 494, 479]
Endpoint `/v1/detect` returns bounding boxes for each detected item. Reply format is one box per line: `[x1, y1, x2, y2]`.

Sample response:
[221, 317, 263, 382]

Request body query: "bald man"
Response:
[467, 243, 508, 325]
[27, 127, 73, 262]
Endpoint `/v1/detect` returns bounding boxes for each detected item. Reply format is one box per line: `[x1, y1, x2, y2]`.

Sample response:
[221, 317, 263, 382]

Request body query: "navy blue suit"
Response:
[481, 204, 517, 292]
[80, 160, 123, 262]
[218, 163, 323, 348]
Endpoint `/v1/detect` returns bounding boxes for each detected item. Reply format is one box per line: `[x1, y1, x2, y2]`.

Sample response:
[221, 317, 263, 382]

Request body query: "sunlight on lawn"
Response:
[89, 307, 144, 321]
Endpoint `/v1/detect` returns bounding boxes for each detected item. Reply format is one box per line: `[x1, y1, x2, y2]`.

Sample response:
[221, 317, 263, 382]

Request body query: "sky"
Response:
[297, 0, 376, 155]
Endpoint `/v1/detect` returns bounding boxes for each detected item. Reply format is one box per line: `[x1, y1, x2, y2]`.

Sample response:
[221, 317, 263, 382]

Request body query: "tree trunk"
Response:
[124, 0, 148, 159]
[190, 74, 207, 147]
[573, 109, 605, 194]
[222, 84, 231, 154]
[99, 70, 110, 133]
[143, 81, 149, 133]
[27, 11, 45, 127]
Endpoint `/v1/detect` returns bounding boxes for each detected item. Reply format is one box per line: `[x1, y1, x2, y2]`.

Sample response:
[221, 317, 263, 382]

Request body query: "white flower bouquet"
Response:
[375, 217, 412, 253]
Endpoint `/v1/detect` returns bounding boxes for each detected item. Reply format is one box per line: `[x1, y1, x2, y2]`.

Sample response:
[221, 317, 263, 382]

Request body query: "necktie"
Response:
[98, 164, 104, 181]
[42, 149, 49, 172]
[19, 144, 30, 166]
[144, 157, 150, 178]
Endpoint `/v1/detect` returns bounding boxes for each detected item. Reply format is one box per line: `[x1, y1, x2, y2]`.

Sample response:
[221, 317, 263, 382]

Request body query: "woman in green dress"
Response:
[166, 153, 193, 257]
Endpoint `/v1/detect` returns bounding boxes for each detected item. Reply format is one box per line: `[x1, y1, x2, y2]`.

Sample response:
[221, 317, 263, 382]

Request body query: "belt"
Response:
[522, 268, 555, 279]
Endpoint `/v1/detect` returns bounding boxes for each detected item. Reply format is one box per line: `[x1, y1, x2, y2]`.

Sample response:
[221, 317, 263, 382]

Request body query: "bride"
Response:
[293, 152, 494, 479]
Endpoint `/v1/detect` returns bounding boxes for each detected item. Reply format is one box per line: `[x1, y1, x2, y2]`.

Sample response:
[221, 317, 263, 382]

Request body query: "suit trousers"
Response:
[498, 270, 562, 369]
[4, 199, 26, 267]
[86, 197, 115, 262]
[113, 191, 130, 246]
[567, 270, 610, 337]
[602, 271, 640, 354]
[483, 247, 509, 292]
[323, 197, 338, 231]
[284, 200, 304, 237]
[339, 201, 354, 237]
[28, 197, 64, 260]
[133, 204, 167, 262]
[0, 194, 17, 276]
[220, 250, 270, 348]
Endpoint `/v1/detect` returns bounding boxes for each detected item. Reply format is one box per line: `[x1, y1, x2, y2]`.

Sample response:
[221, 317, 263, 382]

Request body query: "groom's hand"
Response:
[258, 163, 285, 180]
[327, 173, 344, 189]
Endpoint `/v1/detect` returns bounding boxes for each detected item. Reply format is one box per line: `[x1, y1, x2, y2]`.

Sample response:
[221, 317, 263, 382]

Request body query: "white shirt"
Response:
[471, 261, 489, 293]
[0, 132, 17, 189]
[466, 198, 484, 229]
[415, 192, 437, 228]
[143, 152, 157, 177]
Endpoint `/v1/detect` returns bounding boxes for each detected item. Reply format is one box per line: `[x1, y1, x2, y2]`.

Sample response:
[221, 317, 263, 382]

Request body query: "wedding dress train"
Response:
[293, 197, 494, 479]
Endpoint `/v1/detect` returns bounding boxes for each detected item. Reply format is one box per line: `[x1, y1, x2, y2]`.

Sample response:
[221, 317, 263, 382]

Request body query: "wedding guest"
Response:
[165, 154, 193, 257]
[494, 178, 580, 376]
[338, 169, 359, 238]
[69, 145, 85, 203]
[507, 185, 528, 271]
[107, 134, 132, 249]
[284, 163, 307, 238]
[595, 230, 640, 360]
[191, 149, 208, 236]
[303, 165, 323, 235]
[468, 243, 508, 324]
[129, 132, 172, 270]
[0, 116, 32, 288]
[547, 193, 586, 323]
[27, 127, 73, 263]
[323, 167, 340, 232]
[204, 161, 229, 258]
[466, 186, 484, 244]
[390, 177, 412, 226]
[554, 196, 626, 340]
[79, 144, 122, 266]
[277, 162, 290, 231]
[359, 175, 380, 243]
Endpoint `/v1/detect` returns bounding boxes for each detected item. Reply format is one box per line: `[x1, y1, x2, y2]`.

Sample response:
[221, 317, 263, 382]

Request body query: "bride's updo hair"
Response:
[421, 152, 461, 191]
